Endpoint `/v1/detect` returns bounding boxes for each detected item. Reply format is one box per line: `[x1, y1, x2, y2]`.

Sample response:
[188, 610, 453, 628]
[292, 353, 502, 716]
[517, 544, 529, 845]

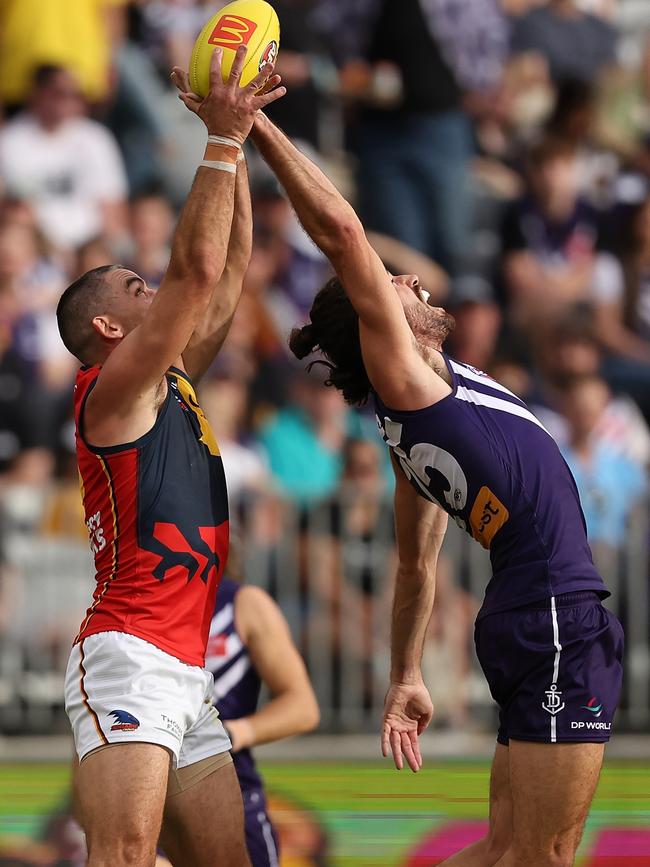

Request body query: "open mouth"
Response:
[418, 288, 431, 305]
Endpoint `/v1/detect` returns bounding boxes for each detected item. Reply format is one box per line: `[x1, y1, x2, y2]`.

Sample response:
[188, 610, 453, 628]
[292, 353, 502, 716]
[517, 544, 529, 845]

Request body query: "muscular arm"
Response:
[86, 160, 237, 443]
[390, 457, 448, 684]
[86, 50, 283, 444]
[381, 455, 448, 772]
[250, 114, 447, 409]
[182, 158, 253, 383]
[225, 587, 320, 751]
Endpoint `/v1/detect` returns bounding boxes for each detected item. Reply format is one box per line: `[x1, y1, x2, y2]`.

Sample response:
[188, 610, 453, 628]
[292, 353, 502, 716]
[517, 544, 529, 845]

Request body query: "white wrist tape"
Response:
[200, 160, 237, 174]
[207, 134, 242, 150]
[237, 149, 246, 163]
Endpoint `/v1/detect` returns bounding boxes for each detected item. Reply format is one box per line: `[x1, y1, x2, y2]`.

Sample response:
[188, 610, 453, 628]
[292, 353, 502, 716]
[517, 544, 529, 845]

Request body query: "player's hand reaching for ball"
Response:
[171, 45, 285, 143]
[381, 679, 433, 773]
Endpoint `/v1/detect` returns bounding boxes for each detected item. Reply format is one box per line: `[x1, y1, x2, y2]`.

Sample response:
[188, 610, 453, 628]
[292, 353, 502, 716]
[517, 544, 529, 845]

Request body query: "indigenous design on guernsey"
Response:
[205, 578, 263, 792]
[374, 355, 608, 618]
[74, 365, 229, 666]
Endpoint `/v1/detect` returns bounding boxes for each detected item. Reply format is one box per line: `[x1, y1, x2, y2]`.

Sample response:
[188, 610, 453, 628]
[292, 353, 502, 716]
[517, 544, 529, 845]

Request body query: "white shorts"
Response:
[64, 631, 231, 767]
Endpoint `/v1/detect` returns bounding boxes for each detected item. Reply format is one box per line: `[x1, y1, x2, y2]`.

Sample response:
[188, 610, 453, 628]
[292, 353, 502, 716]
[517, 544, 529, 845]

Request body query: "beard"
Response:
[404, 303, 456, 347]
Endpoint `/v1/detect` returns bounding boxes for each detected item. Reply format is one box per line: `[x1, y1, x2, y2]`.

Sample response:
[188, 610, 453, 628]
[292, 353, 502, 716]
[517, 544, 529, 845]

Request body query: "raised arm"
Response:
[182, 156, 253, 382]
[223, 586, 320, 751]
[382, 456, 448, 772]
[86, 51, 284, 441]
[250, 114, 447, 410]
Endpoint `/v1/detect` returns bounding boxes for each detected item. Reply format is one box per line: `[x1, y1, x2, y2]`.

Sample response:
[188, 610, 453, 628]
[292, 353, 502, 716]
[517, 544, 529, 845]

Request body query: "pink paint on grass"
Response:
[405, 821, 488, 865]
[584, 828, 650, 865]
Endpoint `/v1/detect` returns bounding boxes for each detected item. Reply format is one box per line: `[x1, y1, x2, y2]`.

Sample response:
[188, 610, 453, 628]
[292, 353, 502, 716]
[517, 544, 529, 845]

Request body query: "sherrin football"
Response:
[190, 0, 280, 96]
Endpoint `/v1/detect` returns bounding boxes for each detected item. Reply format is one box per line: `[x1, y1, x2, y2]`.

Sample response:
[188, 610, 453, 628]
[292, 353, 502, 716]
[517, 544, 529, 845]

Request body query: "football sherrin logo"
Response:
[208, 15, 258, 48]
[581, 697, 603, 717]
[259, 40, 278, 71]
[109, 709, 140, 732]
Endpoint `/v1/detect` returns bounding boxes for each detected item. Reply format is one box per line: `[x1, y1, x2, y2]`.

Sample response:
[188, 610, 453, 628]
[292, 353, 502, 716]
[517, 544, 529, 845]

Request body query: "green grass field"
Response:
[1, 760, 649, 865]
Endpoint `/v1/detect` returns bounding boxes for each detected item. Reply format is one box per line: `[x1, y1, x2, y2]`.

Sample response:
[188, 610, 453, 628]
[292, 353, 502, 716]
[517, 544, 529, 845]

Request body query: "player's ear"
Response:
[92, 315, 124, 341]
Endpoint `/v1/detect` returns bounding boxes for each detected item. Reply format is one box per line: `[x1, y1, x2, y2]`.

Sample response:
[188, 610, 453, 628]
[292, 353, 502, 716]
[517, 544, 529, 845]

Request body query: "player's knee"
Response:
[88, 827, 157, 866]
[507, 836, 576, 867]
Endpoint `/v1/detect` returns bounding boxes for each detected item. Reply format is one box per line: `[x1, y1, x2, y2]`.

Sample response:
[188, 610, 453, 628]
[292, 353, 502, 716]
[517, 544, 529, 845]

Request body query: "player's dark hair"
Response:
[56, 265, 119, 364]
[289, 276, 372, 406]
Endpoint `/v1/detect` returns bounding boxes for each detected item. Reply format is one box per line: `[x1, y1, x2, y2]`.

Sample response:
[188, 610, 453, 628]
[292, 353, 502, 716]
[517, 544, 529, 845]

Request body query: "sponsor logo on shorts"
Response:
[259, 40, 278, 71]
[542, 684, 565, 716]
[160, 714, 182, 741]
[571, 721, 611, 730]
[109, 709, 140, 732]
[581, 696, 603, 717]
[208, 15, 258, 49]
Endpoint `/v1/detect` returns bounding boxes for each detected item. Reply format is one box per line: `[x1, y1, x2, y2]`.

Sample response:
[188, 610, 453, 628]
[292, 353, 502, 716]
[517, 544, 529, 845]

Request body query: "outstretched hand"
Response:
[381, 680, 433, 773]
[171, 45, 285, 143]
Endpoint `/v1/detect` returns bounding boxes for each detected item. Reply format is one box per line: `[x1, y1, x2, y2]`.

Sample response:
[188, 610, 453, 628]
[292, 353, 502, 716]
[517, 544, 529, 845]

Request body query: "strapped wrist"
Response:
[200, 160, 236, 174]
[207, 134, 242, 150]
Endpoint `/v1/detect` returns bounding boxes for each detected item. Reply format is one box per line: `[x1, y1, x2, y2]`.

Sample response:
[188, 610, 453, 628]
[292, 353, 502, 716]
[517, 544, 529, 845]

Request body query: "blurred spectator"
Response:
[74, 238, 114, 276]
[125, 192, 174, 287]
[265, 0, 335, 149]
[535, 322, 650, 464]
[500, 137, 622, 334]
[308, 438, 395, 708]
[0, 320, 54, 485]
[257, 369, 377, 502]
[510, 0, 618, 84]
[0, 0, 127, 106]
[559, 374, 647, 550]
[544, 77, 621, 206]
[343, 0, 508, 275]
[0, 221, 72, 391]
[200, 374, 270, 503]
[0, 66, 128, 251]
[445, 278, 502, 371]
[137, 0, 211, 75]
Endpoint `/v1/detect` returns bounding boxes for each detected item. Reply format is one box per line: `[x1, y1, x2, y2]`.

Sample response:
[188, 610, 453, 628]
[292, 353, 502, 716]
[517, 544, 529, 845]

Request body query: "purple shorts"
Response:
[243, 789, 279, 867]
[474, 591, 624, 745]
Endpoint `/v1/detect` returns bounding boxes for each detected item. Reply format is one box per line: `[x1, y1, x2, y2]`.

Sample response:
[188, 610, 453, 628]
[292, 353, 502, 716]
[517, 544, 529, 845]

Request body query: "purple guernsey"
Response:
[374, 354, 608, 617]
[206, 578, 263, 792]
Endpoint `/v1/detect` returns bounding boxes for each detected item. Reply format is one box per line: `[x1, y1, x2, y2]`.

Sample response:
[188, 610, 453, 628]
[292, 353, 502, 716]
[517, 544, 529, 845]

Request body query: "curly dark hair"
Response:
[289, 276, 372, 406]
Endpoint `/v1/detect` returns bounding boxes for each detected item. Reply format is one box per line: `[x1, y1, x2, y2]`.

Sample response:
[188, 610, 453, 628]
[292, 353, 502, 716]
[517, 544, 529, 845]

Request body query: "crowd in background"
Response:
[0, 0, 650, 730]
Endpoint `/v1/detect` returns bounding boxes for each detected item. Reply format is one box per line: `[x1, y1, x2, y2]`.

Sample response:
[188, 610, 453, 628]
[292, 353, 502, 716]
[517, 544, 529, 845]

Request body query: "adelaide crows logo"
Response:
[109, 710, 140, 732]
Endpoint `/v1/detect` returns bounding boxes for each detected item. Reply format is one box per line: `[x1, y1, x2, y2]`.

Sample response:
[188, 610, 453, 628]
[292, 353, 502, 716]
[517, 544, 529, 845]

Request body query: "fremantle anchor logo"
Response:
[542, 684, 565, 716]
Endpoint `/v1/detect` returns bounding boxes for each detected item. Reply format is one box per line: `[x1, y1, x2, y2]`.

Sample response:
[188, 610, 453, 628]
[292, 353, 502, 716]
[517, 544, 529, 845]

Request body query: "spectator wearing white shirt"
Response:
[0, 65, 128, 252]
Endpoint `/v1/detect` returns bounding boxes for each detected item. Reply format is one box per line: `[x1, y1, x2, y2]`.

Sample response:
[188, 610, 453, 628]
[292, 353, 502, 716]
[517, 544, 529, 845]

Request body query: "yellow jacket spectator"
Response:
[0, 0, 127, 104]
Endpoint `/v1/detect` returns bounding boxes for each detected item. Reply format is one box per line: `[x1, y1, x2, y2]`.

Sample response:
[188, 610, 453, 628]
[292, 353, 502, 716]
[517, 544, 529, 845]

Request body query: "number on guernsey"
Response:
[86, 511, 106, 554]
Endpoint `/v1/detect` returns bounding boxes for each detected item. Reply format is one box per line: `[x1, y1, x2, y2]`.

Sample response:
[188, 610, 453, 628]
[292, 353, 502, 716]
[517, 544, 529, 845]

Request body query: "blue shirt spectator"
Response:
[563, 440, 645, 548]
[257, 371, 379, 501]
[559, 374, 647, 548]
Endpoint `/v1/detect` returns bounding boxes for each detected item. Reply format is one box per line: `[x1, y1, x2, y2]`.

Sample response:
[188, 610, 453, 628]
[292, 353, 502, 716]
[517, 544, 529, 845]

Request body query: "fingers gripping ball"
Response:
[190, 0, 280, 95]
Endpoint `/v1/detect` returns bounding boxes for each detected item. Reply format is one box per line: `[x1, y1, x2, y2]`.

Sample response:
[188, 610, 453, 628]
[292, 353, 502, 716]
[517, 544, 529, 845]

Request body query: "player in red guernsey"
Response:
[56, 49, 285, 867]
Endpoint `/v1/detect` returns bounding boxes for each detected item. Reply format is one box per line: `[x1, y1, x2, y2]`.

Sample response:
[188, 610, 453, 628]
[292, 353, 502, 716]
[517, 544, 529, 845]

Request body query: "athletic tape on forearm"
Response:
[207, 134, 242, 150]
[200, 160, 237, 174]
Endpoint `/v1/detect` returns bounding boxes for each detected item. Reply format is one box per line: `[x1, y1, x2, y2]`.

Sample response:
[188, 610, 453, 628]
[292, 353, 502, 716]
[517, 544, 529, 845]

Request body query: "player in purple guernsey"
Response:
[205, 574, 319, 867]
[251, 113, 624, 867]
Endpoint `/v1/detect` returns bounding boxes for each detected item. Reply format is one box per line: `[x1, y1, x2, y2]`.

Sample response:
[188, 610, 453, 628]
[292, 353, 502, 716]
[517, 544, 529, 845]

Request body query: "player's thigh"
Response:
[502, 739, 604, 865]
[160, 760, 249, 867]
[78, 742, 171, 856]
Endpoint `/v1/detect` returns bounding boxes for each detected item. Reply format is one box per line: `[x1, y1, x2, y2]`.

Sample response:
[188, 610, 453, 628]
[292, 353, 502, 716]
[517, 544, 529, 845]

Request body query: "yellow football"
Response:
[190, 0, 280, 96]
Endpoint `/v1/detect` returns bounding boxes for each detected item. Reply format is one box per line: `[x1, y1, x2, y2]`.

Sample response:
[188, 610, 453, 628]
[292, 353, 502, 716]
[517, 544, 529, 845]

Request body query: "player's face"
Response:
[106, 268, 156, 336]
[391, 274, 455, 347]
